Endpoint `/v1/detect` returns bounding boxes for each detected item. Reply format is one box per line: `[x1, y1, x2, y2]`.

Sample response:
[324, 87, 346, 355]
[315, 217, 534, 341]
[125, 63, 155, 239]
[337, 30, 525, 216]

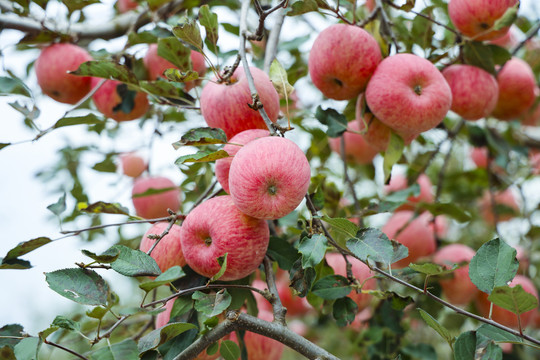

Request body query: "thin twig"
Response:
[60, 214, 183, 235]
[43, 339, 89, 360]
[511, 19, 540, 56]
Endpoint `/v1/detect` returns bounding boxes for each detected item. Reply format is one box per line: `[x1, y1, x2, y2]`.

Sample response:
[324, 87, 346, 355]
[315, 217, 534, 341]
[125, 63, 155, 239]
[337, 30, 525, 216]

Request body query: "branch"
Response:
[263, 256, 287, 325]
[511, 19, 540, 56]
[263, 7, 287, 73]
[43, 339, 89, 360]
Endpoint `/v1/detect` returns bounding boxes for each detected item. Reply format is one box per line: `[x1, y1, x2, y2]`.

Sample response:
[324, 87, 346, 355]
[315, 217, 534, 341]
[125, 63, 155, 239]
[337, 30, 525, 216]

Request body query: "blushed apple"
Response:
[384, 173, 434, 210]
[215, 129, 270, 194]
[489, 25, 519, 48]
[228, 136, 311, 220]
[328, 120, 379, 164]
[92, 78, 150, 122]
[365, 53, 452, 137]
[308, 24, 381, 100]
[35, 43, 93, 104]
[117, 0, 139, 13]
[120, 153, 147, 178]
[200, 67, 279, 139]
[478, 188, 519, 225]
[132, 176, 181, 219]
[180, 195, 269, 281]
[140, 222, 186, 272]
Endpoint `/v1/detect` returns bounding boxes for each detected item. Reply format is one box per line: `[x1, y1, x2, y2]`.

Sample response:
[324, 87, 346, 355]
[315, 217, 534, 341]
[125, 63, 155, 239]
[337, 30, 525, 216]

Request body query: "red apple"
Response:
[120, 153, 147, 178]
[478, 188, 519, 224]
[215, 129, 270, 194]
[140, 222, 186, 273]
[35, 43, 93, 104]
[200, 67, 280, 139]
[328, 120, 379, 164]
[448, 0, 518, 41]
[365, 0, 375, 12]
[470, 147, 489, 169]
[143, 44, 206, 91]
[491, 58, 536, 120]
[180, 195, 269, 281]
[228, 136, 311, 220]
[475, 275, 539, 329]
[132, 176, 181, 219]
[489, 25, 519, 48]
[384, 173, 434, 210]
[92, 78, 150, 121]
[308, 24, 381, 100]
[382, 211, 438, 268]
[325, 253, 376, 311]
[251, 277, 312, 317]
[117, 0, 139, 13]
[433, 244, 478, 305]
[442, 64, 499, 120]
[365, 53, 452, 137]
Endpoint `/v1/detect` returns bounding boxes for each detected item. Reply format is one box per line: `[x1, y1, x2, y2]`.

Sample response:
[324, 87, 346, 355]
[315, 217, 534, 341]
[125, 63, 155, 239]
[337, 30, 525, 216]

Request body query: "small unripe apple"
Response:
[384, 173, 434, 210]
[308, 24, 381, 100]
[328, 120, 379, 164]
[229, 136, 311, 220]
[119, 153, 147, 178]
[140, 222, 186, 272]
[35, 43, 93, 104]
[92, 78, 150, 122]
[478, 188, 519, 225]
[215, 129, 270, 194]
[180, 195, 269, 281]
[132, 176, 181, 219]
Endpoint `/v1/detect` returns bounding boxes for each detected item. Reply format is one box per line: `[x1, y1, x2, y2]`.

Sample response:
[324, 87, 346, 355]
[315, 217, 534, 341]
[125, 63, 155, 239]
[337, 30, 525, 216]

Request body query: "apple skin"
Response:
[491, 58, 536, 120]
[325, 253, 376, 311]
[308, 24, 381, 100]
[143, 44, 206, 91]
[478, 188, 519, 225]
[180, 195, 269, 281]
[215, 129, 270, 194]
[228, 136, 311, 220]
[120, 153, 147, 178]
[35, 43, 93, 104]
[200, 67, 280, 139]
[384, 173, 434, 210]
[328, 120, 379, 164]
[91, 78, 150, 121]
[475, 275, 539, 329]
[382, 211, 437, 269]
[448, 0, 518, 41]
[442, 64, 499, 120]
[140, 222, 186, 272]
[231, 310, 284, 360]
[433, 244, 478, 305]
[117, 0, 138, 13]
[365, 53, 452, 137]
[132, 176, 181, 219]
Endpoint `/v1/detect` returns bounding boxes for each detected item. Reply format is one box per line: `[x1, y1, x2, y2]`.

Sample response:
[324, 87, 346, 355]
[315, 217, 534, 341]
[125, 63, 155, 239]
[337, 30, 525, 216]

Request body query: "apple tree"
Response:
[1, 0, 540, 359]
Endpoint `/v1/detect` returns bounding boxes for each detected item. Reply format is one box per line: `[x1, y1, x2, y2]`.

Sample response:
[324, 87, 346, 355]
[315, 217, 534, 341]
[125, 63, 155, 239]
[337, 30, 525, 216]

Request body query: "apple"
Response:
[180, 195, 269, 281]
[442, 64, 499, 120]
[143, 44, 206, 91]
[251, 277, 312, 317]
[475, 275, 539, 329]
[140, 222, 186, 272]
[521, 100, 540, 127]
[470, 147, 489, 169]
[381, 211, 437, 268]
[91, 78, 150, 121]
[514, 245, 530, 274]
[478, 188, 519, 225]
[489, 25, 519, 48]
[491, 57, 536, 120]
[117, 0, 139, 13]
[448, 0, 518, 41]
[325, 253, 376, 311]
[308, 24, 381, 100]
[132, 176, 181, 219]
[365, 0, 375, 12]
[119, 153, 147, 178]
[215, 129, 270, 194]
[200, 66, 280, 139]
[328, 120, 379, 164]
[35, 43, 93, 104]
[365, 53, 452, 137]
[384, 173, 434, 210]
[228, 136, 311, 220]
[433, 244, 478, 305]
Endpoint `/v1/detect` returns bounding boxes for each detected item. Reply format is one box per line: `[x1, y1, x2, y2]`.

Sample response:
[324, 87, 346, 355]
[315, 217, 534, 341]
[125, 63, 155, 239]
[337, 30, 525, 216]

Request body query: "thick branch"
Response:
[263, 7, 287, 73]
[263, 256, 287, 325]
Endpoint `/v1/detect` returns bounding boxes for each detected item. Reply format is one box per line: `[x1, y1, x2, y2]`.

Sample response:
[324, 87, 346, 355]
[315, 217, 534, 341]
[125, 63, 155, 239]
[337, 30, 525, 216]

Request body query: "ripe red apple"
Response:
[228, 136, 311, 220]
[132, 176, 181, 219]
[180, 195, 269, 281]
[120, 153, 147, 178]
[470, 147, 489, 169]
[328, 120, 379, 164]
[308, 24, 381, 100]
[143, 44, 206, 91]
[491, 58, 536, 120]
[365, 53, 452, 137]
[215, 129, 270, 194]
[448, 0, 518, 41]
[325, 253, 376, 311]
[35, 43, 93, 104]
[384, 173, 434, 210]
[433, 244, 478, 305]
[116, 0, 139, 13]
[381, 211, 437, 268]
[200, 67, 280, 139]
[475, 275, 539, 329]
[91, 78, 150, 121]
[442, 64, 499, 120]
[140, 222, 186, 272]
[489, 25, 519, 48]
[478, 188, 519, 225]
[365, 0, 375, 12]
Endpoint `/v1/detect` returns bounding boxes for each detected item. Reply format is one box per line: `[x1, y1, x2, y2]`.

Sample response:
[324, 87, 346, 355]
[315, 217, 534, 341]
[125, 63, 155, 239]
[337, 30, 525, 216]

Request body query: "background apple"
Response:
[231, 310, 284, 360]
[132, 176, 181, 219]
[139, 222, 186, 273]
[384, 173, 434, 210]
[478, 188, 520, 224]
[116, 0, 139, 13]
[251, 276, 312, 317]
[328, 120, 379, 164]
[120, 153, 147, 178]
[91, 78, 150, 121]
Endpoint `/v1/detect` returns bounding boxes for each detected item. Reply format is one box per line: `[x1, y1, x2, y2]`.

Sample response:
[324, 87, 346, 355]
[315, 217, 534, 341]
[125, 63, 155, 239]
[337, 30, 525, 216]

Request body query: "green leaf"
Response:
[289, 259, 316, 297]
[298, 234, 327, 268]
[269, 59, 294, 98]
[4, 237, 52, 261]
[86, 306, 108, 320]
[409, 263, 457, 276]
[476, 324, 521, 343]
[0, 76, 32, 97]
[193, 289, 232, 317]
[157, 37, 192, 71]
[78, 201, 131, 216]
[492, 3, 518, 31]
[53, 114, 105, 129]
[333, 297, 358, 327]
[418, 309, 454, 348]
[107, 245, 162, 277]
[399, 0, 416, 11]
[13, 337, 40, 360]
[383, 133, 404, 183]
[315, 106, 348, 138]
[82, 248, 120, 264]
[488, 44, 511, 68]
[161, 69, 199, 83]
[454, 331, 476, 360]
[379, 183, 420, 212]
[0, 258, 32, 270]
[287, 0, 319, 16]
[71, 60, 138, 84]
[199, 5, 219, 47]
[420, 202, 471, 223]
[92, 157, 117, 173]
[488, 284, 539, 314]
[210, 253, 228, 282]
[469, 238, 518, 294]
[0, 324, 24, 348]
[175, 149, 229, 164]
[38, 326, 59, 341]
[172, 127, 228, 148]
[475, 333, 503, 360]
[137, 322, 197, 355]
[9, 101, 40, 120]
[147, 0, 171, 10]
[346, 228, 408, 267]
[46, 193, 66, 216]
[220, 340, 240, 360]
[171, 296, 194, 319]
[88, 339, 139, 360]
[45, 268, 109, 306]
[321, 216, 358, 239]
[51, 316, 80, 332]
[172, 20, 203, 51]
[139, 266, 186, 292]
[311, 275, 352, 300]
[0, 143, 11, 151]
[266, 236, 299, 271]
[463, 41, 504, 75]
